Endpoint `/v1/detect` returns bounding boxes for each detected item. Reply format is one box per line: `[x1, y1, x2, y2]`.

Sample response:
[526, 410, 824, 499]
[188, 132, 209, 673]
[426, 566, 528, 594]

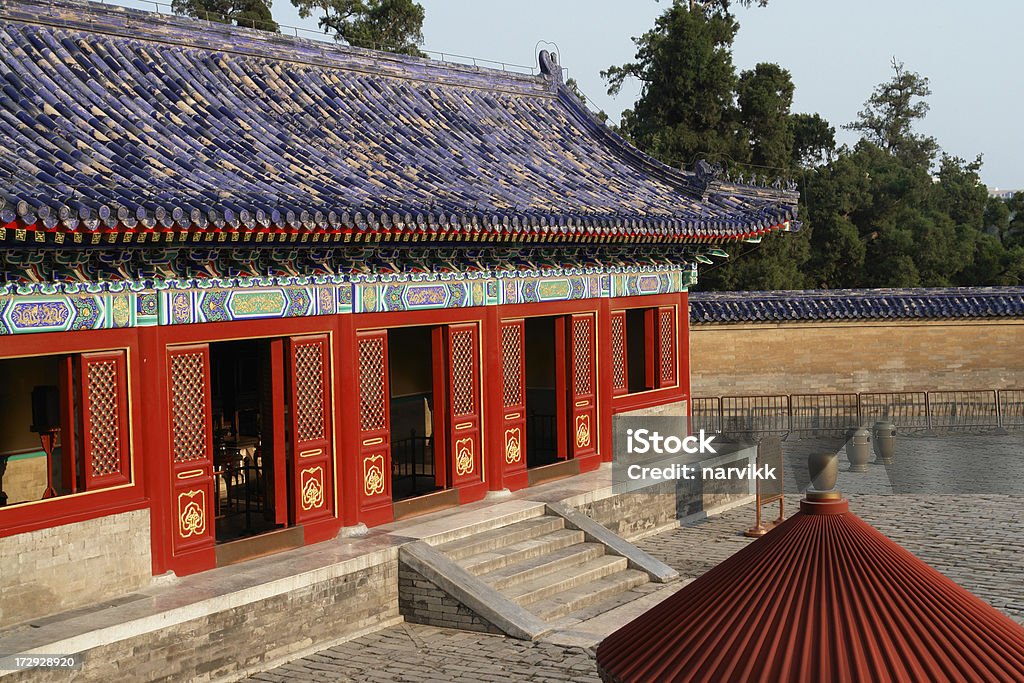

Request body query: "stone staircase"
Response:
[437, 513, 651, 623]
[398, 503, 677, 639]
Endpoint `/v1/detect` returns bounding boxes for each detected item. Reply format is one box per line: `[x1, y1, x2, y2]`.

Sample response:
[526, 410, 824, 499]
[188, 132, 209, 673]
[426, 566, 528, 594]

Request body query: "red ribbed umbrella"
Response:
[596, 495, 1024, 683]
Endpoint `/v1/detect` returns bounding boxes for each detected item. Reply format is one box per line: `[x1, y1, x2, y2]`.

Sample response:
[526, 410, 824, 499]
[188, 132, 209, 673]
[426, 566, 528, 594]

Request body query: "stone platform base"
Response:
[0, 448, 753, 682]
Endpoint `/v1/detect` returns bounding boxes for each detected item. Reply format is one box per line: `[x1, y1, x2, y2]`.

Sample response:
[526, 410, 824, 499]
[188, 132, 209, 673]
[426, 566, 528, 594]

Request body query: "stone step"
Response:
[479, 542, 607, 591]
[506, 555, 628, 606]
[459, 528, 586, 576]
[531, 569, 651, 622]
[436, 516, 565, 561]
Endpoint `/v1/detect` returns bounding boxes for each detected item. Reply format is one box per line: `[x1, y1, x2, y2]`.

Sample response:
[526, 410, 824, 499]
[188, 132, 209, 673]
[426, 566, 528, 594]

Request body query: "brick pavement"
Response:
[250, 433, 1024, 682]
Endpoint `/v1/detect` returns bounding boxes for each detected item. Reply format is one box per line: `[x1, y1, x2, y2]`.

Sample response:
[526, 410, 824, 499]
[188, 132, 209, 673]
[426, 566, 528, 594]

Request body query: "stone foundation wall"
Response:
[576, 446, 756, 540]
[616, 399, 689, 420]
[690, 319, 1024, 396]
[398, 559, 502, 635]
[0, 509, 152, 627]
[3, 559, 398, 683]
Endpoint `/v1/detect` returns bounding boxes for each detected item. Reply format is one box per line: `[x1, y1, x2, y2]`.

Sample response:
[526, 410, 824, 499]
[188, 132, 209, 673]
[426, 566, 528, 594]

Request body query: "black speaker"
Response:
[30, 385, 60, 433]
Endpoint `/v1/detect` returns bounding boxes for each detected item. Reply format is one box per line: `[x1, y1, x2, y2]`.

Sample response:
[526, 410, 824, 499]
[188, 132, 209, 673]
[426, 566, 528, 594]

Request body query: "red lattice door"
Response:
[610, 311, 628, 397]
[167, 344, 215, 555]
[568, 313, 598, 459]
[499, 319, 527, 477]
[656, 306, 677, 388]
[287, 335, 334, 525]
[356, 330, 391, 511]
[78, 350, 131, 489]
[446, 323, 482, 487]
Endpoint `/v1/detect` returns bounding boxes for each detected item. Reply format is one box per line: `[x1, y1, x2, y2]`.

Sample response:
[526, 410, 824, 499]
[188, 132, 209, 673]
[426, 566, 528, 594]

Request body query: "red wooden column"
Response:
[481, 305, 506, 491]
[497, 318, 528, 490]
[140, 326, 173, 575]
[599, 299, 618, 463]
[336, 312, 360, 527]
[679, 291, 692, 420]
[354, 330, 393, 527]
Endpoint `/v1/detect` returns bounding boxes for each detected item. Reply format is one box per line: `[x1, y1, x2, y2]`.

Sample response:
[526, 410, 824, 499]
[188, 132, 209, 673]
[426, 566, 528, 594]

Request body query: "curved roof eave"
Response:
[0, 0, 798, 242]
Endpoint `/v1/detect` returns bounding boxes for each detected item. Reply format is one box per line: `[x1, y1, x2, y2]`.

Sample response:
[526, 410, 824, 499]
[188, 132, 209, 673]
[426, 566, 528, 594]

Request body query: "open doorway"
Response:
[210, 339, 279, 543]
[524, 317, 562, 467]
[388, 327, 441, 501]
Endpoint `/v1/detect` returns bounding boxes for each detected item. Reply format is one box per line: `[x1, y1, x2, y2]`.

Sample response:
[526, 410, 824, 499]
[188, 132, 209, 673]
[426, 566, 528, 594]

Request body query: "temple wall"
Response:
[0, 509, 152, 626]
[690, 319, 1024, 397]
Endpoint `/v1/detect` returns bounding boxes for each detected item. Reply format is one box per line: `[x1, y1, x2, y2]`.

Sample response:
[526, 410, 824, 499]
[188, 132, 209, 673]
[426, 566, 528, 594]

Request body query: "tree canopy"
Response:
[604, 2, 1022, 290]
[172, 0, 278, 32]
[291, 0, 426, 56]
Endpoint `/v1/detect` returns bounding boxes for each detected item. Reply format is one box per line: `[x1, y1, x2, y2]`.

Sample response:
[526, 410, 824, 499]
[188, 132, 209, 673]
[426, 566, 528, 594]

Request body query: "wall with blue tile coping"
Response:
[0, 267, 691, 335]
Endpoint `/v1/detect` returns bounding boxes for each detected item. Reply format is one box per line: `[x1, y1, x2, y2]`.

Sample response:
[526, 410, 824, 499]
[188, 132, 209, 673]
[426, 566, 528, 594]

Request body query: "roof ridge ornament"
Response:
[538, 50, 563, 83]
[692, 159, 724, 195]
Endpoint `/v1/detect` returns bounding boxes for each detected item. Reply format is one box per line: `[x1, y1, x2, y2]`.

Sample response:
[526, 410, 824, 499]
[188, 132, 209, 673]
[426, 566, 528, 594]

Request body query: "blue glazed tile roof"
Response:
[689, 288, 1024, 323]
[0, 0, 798, 240]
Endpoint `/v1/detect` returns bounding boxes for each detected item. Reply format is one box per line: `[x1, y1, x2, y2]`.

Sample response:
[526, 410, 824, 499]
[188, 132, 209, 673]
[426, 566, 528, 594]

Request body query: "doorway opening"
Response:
[210, 339, 280, 543]
[524, 317, 562, 468]
[388, 327, 442, 501]
[625, 309, 654, 393]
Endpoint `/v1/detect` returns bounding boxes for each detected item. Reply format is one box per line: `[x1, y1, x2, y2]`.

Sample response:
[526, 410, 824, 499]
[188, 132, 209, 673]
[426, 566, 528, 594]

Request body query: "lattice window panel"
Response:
[659, 309, 676, 386]
[572, 317, 593, 396]
[358, 336, 386, 431]
[501, 325, 523, 408]
[294, 342, 326, 442]
[610, 313, 626, 393]
[86, 359, 121, 477]
[450, 328, 476, 416]
[171, 352, 208, 462]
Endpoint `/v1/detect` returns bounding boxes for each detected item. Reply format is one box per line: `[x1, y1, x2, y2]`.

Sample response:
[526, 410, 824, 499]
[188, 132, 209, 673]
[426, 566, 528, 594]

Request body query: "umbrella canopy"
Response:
[596, 494, 1024, 682]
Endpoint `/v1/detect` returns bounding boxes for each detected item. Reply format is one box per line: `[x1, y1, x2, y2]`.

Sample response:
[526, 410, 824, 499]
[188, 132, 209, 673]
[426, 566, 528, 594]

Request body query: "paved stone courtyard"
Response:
[249, 432, 1024, 682]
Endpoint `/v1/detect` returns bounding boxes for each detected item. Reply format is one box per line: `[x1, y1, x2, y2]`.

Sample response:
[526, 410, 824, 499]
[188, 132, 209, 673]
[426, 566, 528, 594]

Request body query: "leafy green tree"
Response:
[983, 196, 1010, 235]
[844, 59, 938, 167]
[737, 62, 795, 170]
[602, 4, 1020, 289]
[173, 0, 278, 32]
[790, 113, 835, 169]
[292, 0, 425, 56]
[1005, 193, 1024, 249]
[603, 2, 743, 169]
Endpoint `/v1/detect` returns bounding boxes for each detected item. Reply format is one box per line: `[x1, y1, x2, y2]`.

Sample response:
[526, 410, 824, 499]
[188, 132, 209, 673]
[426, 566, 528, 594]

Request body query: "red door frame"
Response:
[352, 307, 492, 519]
[602, 292, 691, 462]
[490, 299, 605, 475]
[152, 315, 342, 575]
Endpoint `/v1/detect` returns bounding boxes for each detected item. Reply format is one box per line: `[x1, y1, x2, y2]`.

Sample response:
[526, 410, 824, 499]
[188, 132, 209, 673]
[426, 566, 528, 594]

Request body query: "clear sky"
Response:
[116, 0, 1023, 190]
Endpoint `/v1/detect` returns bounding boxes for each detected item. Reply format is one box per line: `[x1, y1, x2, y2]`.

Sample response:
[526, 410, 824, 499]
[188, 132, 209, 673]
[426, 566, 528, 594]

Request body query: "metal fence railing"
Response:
[693, 389, 1023, 438]
[790, 393, 858, 438]
[927, 390, 1001, 432]
[720, 395, 789, 437]
[859, 391, 930, 431]
[1000, 390, 1024, 429]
